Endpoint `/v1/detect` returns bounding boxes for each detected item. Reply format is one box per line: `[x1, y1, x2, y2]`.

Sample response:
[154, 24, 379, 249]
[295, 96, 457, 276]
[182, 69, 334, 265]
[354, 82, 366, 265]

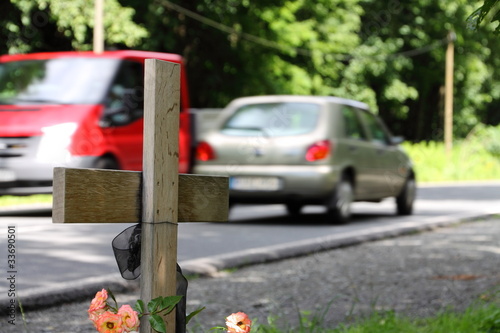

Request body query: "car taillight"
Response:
[305, 140, 332, 161]
[196, 141, 216, 161]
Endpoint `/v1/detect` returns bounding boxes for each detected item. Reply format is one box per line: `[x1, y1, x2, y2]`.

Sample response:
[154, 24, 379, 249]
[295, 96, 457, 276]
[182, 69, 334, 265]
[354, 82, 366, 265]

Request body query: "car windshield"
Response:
[0, 57, 120, 105]
[221, 102, 320, 137]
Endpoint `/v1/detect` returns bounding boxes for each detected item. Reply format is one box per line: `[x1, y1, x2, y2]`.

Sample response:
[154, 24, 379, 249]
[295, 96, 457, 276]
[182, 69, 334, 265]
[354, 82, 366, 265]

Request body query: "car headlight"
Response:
[36, 122, 78, 164]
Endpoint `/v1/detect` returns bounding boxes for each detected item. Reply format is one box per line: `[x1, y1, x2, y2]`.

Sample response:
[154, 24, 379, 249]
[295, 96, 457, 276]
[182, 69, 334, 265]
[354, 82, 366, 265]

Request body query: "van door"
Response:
[100, 60, 144, 171]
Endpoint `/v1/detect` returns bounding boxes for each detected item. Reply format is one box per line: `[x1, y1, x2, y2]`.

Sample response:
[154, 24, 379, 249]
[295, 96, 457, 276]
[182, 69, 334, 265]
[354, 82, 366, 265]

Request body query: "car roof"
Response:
[0, 50, 183, 63]
[227, 95, 369, 111]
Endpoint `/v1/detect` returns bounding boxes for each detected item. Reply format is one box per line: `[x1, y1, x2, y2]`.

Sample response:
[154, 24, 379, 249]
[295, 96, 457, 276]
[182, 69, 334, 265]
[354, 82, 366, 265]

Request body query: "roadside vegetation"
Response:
[403, 124, 500, 182]
[244, 295, 500, 332]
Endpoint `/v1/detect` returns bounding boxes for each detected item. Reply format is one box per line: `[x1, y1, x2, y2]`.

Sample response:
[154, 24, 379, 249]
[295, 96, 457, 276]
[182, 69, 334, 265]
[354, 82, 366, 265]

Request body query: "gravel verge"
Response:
[1, 216, 499, 332]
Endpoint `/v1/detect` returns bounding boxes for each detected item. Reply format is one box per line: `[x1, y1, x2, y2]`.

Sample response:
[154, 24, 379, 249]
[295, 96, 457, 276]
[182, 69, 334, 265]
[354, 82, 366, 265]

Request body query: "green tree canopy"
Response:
[1, 0, 498, 141]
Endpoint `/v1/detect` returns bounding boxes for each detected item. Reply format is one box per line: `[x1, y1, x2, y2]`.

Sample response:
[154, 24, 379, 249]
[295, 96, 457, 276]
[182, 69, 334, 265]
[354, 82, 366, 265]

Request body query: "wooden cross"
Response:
[52, 59, 229, 333]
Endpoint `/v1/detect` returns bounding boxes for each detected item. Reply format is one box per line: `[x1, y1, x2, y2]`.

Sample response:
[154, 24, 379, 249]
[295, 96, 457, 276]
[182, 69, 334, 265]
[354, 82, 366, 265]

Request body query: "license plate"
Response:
[0, 169, 16, 182]
[230, 177, 282, 191]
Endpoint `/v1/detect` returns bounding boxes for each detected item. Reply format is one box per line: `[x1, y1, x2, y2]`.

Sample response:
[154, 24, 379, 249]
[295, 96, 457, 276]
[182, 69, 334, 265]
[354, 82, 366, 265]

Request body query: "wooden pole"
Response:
[93, 0, 104, 54]
[140, 59, 180, 333]
[444, 31, 455, 154]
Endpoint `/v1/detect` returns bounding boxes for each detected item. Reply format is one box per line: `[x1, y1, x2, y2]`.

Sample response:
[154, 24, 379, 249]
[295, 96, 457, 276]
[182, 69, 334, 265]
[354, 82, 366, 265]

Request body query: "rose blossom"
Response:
[89, 289, 109, 313]
[89, 289, 109, 327]
[226, 312, 251, 333]
[118, 304, 140, 331]
[95, 311, 124, 333]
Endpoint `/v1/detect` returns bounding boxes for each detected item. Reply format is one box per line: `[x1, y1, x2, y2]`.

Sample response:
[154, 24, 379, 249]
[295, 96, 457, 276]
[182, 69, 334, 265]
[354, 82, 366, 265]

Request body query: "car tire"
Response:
[396, 176, 416, 215]
[93, 157, 119, 170]
[326, 176, 353, 224]
[286, 203, 302, 216]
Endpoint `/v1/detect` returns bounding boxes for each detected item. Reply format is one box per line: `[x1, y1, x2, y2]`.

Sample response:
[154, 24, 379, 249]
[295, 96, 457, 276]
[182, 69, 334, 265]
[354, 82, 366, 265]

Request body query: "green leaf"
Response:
[134, 299, 145, 315]
[160, 296, 183, 314]
[149, 314, 167, 333]
[186, 306, 205, 324]
[148, 296, 163, 313]
[106, 288, 118, 311]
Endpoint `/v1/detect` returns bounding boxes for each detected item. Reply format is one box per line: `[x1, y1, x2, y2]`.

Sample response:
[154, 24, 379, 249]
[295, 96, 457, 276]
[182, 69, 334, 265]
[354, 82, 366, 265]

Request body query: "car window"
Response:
[103, 60, 144, 123]
[357, 110, 390, 145]
[105, 61, 143, 112]
[221, 102, 320, 137]
[342, 106, 367, 140]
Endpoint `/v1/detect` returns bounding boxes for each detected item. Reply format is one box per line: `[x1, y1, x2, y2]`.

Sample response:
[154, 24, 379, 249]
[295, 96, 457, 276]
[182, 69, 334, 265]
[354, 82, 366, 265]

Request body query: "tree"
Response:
[340, 0, 499, 140]
[2, 0, 498, 141]
[1, 0, 147, 54]
[467, 0, 500, 34]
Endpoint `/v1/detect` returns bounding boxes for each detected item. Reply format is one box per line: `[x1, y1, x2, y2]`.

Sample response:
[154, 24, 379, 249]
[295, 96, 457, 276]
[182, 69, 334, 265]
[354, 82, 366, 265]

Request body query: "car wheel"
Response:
[326, 177, 353, 224]
[396, 177, 416, 215]
[93, 157, 119, 170]
[286, 203, 303, 216]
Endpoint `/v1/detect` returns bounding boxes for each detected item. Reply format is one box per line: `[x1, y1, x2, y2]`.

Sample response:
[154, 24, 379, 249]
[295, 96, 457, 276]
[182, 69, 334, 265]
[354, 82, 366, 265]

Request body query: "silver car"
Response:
[193, 95, 416, 223]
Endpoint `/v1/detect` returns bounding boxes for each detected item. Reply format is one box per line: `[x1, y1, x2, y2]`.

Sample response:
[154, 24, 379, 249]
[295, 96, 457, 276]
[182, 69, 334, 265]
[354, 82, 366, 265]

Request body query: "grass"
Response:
[0, 194, 52, 207]
[402, 140, 500, 183]
[244, 296, 500, 333]
[402, 124, 500, 183]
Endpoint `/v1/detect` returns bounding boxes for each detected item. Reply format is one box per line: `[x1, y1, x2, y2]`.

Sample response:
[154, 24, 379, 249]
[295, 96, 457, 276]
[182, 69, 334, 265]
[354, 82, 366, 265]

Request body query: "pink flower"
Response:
[89, 289, 109, 327]
[89, 289, 109, 313]
[226, 312, 251, 333]
[95, 311, 124, 333]
[118, 304, 140, 332]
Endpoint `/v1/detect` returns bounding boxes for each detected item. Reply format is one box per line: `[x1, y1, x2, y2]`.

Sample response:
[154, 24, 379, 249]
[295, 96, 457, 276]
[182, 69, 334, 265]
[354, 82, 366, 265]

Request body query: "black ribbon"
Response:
[112, 224, 188, 333]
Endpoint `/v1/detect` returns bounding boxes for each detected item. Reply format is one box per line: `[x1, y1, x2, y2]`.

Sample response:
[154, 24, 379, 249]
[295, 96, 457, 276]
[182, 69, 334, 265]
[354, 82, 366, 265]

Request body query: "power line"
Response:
[158, 0, 447, 61]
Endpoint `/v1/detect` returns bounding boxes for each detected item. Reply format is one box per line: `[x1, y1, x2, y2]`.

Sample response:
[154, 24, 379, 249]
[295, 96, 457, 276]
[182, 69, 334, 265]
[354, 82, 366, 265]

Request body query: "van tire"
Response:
[326, 176, 353, 224]
[94, 157, 119, 170]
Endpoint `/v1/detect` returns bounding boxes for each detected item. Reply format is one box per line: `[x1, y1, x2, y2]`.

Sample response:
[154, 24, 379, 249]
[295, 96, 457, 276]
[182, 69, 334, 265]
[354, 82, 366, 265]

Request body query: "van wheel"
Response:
[94, 157, 119, 170]
[396, 177, 416, 215]
[326, 177, 353, 224]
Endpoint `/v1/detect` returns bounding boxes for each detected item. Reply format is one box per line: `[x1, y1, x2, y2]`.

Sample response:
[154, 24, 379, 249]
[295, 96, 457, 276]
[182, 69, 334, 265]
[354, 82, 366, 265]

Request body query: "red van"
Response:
[0, 50, 191, 195]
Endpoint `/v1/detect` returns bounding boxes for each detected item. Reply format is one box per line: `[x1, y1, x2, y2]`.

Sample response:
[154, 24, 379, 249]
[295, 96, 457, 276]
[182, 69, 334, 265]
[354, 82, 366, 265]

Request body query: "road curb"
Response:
[1, 210, 497, 314]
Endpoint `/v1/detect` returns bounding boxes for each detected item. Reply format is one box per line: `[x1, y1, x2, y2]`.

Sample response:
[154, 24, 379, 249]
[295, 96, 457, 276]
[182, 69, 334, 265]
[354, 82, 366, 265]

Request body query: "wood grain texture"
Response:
[140, 59, 180, 333]
[52, 167, 142, 223]
[52, 169, 228, 223]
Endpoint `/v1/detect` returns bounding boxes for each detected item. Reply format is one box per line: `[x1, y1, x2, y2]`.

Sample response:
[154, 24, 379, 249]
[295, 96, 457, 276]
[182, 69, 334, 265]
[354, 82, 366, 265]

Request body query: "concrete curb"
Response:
[1, 210, 497, 314]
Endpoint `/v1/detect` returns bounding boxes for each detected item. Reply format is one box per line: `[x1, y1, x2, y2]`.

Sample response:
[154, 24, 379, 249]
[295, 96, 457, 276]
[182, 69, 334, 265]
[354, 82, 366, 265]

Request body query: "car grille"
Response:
[0, 137, 30, 158]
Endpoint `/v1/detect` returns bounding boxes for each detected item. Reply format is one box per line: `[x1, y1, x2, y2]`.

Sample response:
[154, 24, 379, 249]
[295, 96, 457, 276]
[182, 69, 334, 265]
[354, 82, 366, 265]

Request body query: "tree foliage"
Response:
[1, 0, 498, 141]
[467, 0, 500, 34]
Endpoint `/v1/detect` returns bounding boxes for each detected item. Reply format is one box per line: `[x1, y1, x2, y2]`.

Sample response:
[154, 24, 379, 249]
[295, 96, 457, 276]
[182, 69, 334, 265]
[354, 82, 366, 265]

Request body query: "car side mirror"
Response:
[99, 108, 132, 128]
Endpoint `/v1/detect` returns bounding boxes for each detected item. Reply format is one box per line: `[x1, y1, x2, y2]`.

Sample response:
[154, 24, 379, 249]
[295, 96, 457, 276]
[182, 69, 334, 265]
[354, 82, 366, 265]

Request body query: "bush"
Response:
[402, 125, 500, 182]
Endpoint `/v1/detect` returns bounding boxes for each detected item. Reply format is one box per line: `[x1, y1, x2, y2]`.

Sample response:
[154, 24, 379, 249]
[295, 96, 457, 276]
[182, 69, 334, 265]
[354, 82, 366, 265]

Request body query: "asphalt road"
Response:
[0, 181, 499, 307]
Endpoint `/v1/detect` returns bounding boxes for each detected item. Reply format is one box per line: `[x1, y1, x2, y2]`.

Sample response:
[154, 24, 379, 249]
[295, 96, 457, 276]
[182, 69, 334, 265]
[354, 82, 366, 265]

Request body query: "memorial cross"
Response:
[52, 59, 228, 333]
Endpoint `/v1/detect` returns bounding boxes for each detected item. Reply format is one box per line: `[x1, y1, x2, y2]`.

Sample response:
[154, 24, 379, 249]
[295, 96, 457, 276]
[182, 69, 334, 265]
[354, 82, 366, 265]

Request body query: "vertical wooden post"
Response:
[444, 31, 455, 154]
[140, 59, 180, 333]
[93, 0, 104, 54]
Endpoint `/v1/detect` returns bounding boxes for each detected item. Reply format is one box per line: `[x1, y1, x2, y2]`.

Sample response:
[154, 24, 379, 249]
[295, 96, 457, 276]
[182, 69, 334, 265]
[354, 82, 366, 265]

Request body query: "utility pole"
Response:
[93, 0, 104, 54]
[444, 31, 456, 154]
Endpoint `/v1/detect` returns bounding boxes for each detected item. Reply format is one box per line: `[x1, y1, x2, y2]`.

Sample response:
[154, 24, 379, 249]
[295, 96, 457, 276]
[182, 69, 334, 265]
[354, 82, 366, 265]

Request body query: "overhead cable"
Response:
[158, 0, 448, 61]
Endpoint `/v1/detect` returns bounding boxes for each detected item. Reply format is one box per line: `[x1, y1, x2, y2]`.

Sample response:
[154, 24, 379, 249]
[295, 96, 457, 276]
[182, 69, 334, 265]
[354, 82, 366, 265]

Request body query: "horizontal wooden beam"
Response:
[52, 168, 228, 223]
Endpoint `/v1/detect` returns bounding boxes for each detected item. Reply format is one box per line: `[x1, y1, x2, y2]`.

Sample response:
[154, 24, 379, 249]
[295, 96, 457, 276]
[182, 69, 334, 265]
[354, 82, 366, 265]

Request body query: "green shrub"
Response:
[402, 126, 500, 182]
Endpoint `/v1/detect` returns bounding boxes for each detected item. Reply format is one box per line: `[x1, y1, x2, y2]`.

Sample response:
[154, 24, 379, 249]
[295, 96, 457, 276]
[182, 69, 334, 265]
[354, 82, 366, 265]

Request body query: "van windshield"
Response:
[0, 57, 120, 105]
[222, 102, 320, 137]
